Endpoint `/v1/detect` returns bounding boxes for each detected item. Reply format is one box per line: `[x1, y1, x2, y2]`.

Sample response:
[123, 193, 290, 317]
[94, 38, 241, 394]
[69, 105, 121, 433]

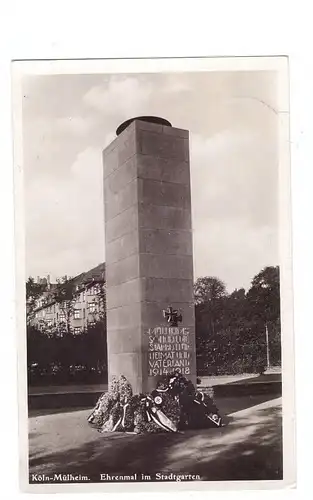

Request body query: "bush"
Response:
[196, 321, 280, 376]
[27, 322, 108, 386]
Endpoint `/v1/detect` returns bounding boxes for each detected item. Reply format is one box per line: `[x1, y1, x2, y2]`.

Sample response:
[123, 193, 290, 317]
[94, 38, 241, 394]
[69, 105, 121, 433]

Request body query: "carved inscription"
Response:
[147, 326, 191, 376]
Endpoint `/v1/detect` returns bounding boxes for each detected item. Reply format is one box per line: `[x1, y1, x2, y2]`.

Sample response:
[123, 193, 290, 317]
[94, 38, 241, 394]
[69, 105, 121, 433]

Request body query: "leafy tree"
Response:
[26, 277, 47, 324]
[246, 266, 281, 367]
[247, 266, 280, 322]
[27, 318, 108, 385]
[195, 267, 281, 375]
[194, 276, 227, 341]
[51, 276, 78, 335]
[84, 319, 107, 373]
[194, 276, 227, 305]
[86, 281, 106, 323]
[229, 288, 246, 301]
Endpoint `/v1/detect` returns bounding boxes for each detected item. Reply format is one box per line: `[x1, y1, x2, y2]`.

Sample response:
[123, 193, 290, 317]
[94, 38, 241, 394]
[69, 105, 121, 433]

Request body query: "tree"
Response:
[229, 288, 246, 301]
[26, 270, 108, 385]
[246, 266, 281, 369]
[84, 319, 107, 374]
[194, 276, 227, 305]
[194, 268, 281, 375]
[51, 276, 78, 335]
[194, 276, 227, 341]
[247, 266, 280, 323]
[26, 277, 47, 324]
[88, 281, 106, 322]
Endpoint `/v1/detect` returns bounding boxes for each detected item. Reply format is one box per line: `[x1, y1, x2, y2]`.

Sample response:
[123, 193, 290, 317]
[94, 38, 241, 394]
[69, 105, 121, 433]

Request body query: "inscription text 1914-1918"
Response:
[147, 326, 192, 376]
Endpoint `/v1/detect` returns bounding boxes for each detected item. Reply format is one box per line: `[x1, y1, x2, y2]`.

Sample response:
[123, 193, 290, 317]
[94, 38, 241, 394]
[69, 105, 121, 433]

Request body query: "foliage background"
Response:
[26, 266, 281, 385]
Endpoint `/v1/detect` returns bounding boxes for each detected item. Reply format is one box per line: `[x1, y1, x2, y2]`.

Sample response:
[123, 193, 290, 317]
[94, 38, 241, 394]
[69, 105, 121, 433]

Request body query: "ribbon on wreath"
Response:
[141, 395, 178, 433]
[193, 391, 222, 427]
[112, 399, 131, 432]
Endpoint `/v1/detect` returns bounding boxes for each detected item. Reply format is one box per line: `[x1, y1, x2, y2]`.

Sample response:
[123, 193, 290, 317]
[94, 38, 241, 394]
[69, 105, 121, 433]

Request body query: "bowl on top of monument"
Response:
[116, 116, 172, 136]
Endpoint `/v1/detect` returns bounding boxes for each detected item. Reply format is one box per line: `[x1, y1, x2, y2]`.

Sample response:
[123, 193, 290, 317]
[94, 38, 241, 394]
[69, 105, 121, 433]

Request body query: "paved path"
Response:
[29, 395, 282, 482]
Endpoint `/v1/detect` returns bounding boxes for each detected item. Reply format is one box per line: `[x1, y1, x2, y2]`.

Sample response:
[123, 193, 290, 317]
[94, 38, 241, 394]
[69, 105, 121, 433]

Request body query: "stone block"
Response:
[107, 326, 142, 354]
[104, 177, 138, 221]
[106, 254, 140, 287]
[137, 154, 190, 185]
[103, 121, 136, 178]
[139, 253, 193, 280]
[117, 127, 137, 166]
[162, 125, 189, 139]
[138, 203, 192, 231]
[102, 136, 119, 157]
[106, 230, 139, 264]
[135, 119, 164, 134]
[141, 277, 194, 304]
[104, 155, 138, 196]
[138, 178, 191, 210]
[139, 228, 193, 256]
[106, 277, 141, 310]
[107, 303, 142, 330]
[102, 147, 119, 179]
[137, 129, 189, 161]
[105, 204, 138, 244]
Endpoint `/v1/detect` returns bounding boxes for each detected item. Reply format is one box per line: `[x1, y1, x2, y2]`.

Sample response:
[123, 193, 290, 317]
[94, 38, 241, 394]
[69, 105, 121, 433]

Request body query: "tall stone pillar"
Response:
[103, 116, 196, 394]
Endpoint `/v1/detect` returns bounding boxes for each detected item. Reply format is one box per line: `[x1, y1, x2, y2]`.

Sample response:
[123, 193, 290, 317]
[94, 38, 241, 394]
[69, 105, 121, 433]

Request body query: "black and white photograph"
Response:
[12, 56, 294, 492]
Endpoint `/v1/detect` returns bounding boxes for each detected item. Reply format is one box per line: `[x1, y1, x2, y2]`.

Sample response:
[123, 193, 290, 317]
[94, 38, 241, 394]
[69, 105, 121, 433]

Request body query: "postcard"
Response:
[12, 56, 295, 492]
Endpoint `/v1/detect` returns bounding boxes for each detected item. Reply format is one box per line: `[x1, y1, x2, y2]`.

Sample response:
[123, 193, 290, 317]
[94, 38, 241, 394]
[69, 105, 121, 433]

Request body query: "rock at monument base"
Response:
[87, 372, 222, 434]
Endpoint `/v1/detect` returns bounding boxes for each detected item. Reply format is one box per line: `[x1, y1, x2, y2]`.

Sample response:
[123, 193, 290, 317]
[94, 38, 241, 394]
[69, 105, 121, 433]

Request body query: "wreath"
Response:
[87, 371, 222, 434]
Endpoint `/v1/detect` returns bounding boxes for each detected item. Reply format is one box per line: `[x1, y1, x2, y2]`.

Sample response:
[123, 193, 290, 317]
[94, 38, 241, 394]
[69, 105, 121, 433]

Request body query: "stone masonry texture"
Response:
[103, 119, 196, 393]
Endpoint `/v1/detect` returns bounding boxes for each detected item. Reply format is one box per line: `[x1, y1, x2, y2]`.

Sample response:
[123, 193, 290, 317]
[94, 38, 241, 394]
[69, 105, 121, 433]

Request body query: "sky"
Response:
[22, 70, 279, 293]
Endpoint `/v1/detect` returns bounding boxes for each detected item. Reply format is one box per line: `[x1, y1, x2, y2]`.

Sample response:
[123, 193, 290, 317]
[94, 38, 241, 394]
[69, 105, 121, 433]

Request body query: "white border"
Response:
[12, 56, 288, 78]
[11, 56, 294, 493]
[2, 1, 312, 498]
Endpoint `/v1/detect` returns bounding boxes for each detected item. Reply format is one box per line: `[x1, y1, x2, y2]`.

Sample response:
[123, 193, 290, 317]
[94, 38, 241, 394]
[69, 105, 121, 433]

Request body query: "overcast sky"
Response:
[22, 70, 279, 293]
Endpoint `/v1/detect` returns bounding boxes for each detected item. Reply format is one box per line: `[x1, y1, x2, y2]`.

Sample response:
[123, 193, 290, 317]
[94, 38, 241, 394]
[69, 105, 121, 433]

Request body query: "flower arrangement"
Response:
[134, 390, 181, 434]
[87, 371, 222, 434]
[87, 375, 133, 432]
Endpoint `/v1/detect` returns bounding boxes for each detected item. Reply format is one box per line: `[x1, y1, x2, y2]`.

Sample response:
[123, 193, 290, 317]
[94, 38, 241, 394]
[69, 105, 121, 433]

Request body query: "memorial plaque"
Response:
[147, 326, 192, 377]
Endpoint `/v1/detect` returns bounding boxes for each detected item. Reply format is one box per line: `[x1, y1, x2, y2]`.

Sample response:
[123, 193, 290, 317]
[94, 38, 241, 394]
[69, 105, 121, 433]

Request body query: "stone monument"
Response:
[103, 116, 196, 394]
